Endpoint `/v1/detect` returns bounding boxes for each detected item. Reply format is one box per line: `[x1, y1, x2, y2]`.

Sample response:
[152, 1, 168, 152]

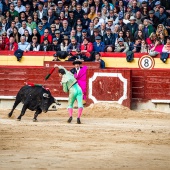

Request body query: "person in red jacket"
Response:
[40, 28, 53, 44]
[80, 37, 93, 57]
[5, 36, 18, 51]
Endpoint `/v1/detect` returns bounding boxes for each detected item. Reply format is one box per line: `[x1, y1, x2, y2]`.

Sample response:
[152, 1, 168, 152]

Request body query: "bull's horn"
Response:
[54, 98, 61, 105]
[43, 93, 49, 98]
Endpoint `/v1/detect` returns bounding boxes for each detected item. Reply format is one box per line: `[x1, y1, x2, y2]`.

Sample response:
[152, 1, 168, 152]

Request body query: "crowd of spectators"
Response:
[0, 0, 170, 60]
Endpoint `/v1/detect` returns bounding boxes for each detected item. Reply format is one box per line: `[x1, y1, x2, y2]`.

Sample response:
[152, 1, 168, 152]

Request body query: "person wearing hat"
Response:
[56, 1, 64, 16]
[142, 19, 155, 38]
[126, 16, 138, 36]
[54, 17, 62, 30]
[70, 60, 88, 103]
[52, 53, 60, 61]
[54, 64, 84, 124]
[81, 29, 89, 42]
[82, 12, 91, 30]
[154, 1, 161, 12]
[53, 30, 63, 44]
[41, 16, 50, 30]
[40, 28, 53, 43]
[39, 37, 52, 51]
[37, 22, 45, 36]
[90, 28, 102, 43]
[118, 16, 127, 31]
[103, 27, 115, 46]
[51, 38, 61, 51]
[93, 35, 105, 52]
[106, 18, 115, 33]
[115, 37, 129, 53]
[144, 10, 159, 29]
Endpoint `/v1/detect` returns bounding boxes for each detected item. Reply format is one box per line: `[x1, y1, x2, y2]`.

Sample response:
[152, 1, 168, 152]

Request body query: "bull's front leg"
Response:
[33, 108, 42, 122]
[17, 104, 28, 121]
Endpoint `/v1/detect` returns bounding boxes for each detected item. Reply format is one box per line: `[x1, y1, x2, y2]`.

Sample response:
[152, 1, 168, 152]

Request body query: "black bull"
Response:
[8, 85, 60, 121]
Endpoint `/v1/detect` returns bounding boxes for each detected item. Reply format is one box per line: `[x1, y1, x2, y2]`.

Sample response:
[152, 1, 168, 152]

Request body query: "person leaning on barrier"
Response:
[114, 37, 129, 53]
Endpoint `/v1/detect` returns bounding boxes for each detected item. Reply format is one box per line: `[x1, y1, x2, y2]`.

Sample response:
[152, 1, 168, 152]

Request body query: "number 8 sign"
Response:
[138, 55, 155, 69]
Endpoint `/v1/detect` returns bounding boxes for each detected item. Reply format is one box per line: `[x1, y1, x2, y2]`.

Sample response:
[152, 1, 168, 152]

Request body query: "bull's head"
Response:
[42, 93, 61, 113]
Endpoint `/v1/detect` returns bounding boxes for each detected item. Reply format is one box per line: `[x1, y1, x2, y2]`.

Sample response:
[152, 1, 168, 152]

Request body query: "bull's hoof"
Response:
[8, 113, 12, 118]
[67, 117, 72, 123]
[16, 118, 21, 121]
[77, 118, 81, 124]
[33, 119, 38, 122]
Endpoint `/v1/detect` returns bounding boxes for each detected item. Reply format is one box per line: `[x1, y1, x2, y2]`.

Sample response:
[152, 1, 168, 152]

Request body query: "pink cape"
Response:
[74, 66, 87, 100]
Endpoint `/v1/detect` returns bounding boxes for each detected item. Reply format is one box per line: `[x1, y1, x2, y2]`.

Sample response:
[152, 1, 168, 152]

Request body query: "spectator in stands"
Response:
[19, 11, 26, 23]
[88, 6, 97, 20]
[105, 45, 114, 52]
[93, 36, 105, 52]
[135, 11, 143, 25]
[29, 36, 40, 51]
[74, 4, 84, 20]
[115, 37, 129, 53]
[9, 27, 21, 43]
[69, 0, 77, 12]
[60, 35, 69, 51]
[56, 1, 64, 16]
[140, 39, 148, 53]
[51, 38, 61, 51]
[1, 31, 9, 44]
[67, 37, 80, 52]
[126, 16, 138, 37]
[123, 12, 130, 24]
[26, 16, 36, 31]
[93, 52, 105, 69]
[14, 0, 26, 13]
[9, 3, 19, 20]
[0, 36, 5, 50]
[18, 36, 30, 51]
[93, 17, 100, 29]
[81, 29, 88, 43]
[7, 21, 16, 37]
[87, 22, 94, 36]
[23, 29, 32, 43]
[96, 11, 105, 25]
[60, 20, 71, 36]
[39, 37, 51, 51]
[68, 10, 76, 29]
[40, 28, 52, 44]
[115, 30, 125, 45]
[80, 37, 93, 56]
[165, 13, 170, 35]
[130, 38, 142, 52]
[50, 24, 56, 38]
[37, 22, 45, 36]
[14, 16, 21, 29]
[31, 0, 38, 12]
[100, 23, 106, 37]
[25, 4, 33, 18]
[31, 28, 41, 43]
[59, 11, 67, 23]
[162, 36, 170, 53]
[5, 37, 18, 51]
[41, 16, 50, 30]
[158, 32, 166, 45]
[47, 9, 55, 25]
[54, 30, 63, 44]
[146, 32, 163, 53]
[103, 27, 115, 46]
[33, 12, 41, 25]
[106, 18, 115, 33]
[82, 1, 89, 13]
[101, 7, 109, 21]
[105, 9, 118, 24]
[36, 3, 47, 20]
[131, 0, 140, 13]
[19, 21, 32, 35]
[156, 24, 168, 37]
[155, 6, 167, 25]
[90, 28, 102, 43]
[76, 25, 83, 43]
[54, 17, 62, 30]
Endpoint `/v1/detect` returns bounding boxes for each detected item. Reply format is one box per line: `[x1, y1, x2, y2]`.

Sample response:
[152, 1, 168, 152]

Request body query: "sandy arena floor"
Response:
[0, 103, 170, 170]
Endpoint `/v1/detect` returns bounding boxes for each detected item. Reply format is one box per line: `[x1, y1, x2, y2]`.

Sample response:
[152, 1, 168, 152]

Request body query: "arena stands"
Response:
[0, 0, 170, 62]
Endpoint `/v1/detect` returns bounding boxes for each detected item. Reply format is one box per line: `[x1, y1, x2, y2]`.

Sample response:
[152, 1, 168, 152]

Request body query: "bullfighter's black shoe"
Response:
[67, 117, 72, 123]
[77, 118, 81, 124]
